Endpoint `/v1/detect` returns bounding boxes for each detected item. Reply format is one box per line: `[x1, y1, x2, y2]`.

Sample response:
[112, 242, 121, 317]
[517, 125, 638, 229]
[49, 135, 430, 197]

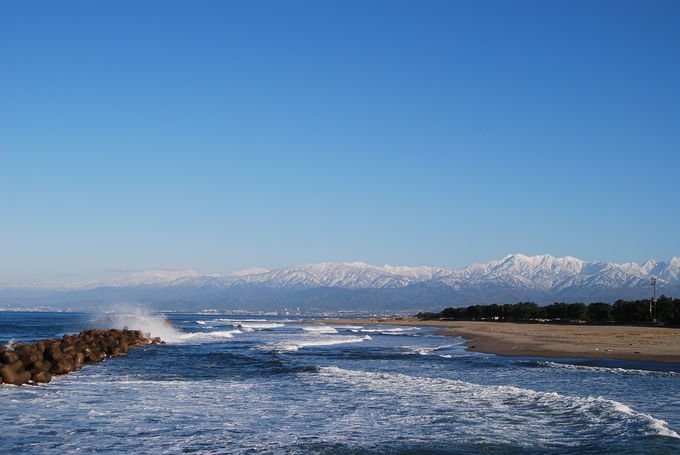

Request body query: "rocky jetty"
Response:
[0, 329, 163, 386]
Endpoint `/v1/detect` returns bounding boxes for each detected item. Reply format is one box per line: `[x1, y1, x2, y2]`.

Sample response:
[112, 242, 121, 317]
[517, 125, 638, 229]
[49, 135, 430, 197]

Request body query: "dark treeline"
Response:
[416, 296, 680, 324]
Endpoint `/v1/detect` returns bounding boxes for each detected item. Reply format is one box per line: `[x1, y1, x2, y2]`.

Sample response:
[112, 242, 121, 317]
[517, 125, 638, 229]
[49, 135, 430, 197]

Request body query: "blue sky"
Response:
[1, 0, 679, 283]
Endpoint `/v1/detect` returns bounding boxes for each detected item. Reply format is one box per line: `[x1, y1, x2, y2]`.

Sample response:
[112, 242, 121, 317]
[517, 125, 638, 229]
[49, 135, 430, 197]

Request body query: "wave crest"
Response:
[314, 366, 680, 440]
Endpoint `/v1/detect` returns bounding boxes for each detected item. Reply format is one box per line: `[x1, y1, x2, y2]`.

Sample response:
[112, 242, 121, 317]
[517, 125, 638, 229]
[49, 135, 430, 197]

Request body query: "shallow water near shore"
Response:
[1, 312, 679, 454]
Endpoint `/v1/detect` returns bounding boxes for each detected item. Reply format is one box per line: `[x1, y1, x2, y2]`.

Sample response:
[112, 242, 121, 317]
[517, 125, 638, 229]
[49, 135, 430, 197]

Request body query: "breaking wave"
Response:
[177, 329, 242, 342]
[99, 308, 184, 342]
[99, 309, 247, 344]
[236, 322, 285, 329]
[402, 343, 462, 356]
[525, 361, 680, 377]
[313, 366, 680, 441]
[354, 327, 419, 333]
[196, 318, 271, 325]
[300, 325, 338, 334]
[264, 335, 372, 352]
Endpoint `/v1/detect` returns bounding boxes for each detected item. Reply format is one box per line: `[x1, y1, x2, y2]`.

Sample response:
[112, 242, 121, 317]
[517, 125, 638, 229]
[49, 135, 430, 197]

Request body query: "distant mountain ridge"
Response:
[2, 254, 678, 312]
[168, 254, 680, 291]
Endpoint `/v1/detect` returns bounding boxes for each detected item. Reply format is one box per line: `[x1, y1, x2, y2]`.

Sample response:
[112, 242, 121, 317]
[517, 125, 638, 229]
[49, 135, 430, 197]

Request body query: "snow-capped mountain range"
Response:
[2, 254, 678, 312]
[169, 254, 680, 291]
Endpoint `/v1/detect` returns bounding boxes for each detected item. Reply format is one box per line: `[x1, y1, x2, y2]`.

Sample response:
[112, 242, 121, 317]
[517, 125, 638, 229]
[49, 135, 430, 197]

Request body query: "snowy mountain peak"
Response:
[4, 255, 679, 303]
[461, 254, 585, 285]
[199, 254, 678, 293]
[660, 257, 680, 281]
[220, 261, 451, 289]
[230, 267, 270, 277]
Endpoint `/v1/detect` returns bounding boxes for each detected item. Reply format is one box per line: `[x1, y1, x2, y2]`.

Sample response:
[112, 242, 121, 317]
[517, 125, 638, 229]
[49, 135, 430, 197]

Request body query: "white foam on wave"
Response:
[178, 329, 242, 342]
[237, 322, 285, 329]
[360, 327, 418, 333]
[534, 361, 680, 378]
[313, 366, 680, 440]
[437, 353, 484, 359]
[350, 327, 421, 336]
[404, 343, 459, 356]
[609, 401, 680, 438]
[197, 318, 271, 325]
[300, 325, 338, 334]
[265, 335, 372, 352]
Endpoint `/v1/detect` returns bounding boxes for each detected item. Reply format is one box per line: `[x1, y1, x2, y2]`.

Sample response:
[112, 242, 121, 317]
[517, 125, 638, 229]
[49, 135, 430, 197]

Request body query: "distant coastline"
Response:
[304, 318, 680, 364]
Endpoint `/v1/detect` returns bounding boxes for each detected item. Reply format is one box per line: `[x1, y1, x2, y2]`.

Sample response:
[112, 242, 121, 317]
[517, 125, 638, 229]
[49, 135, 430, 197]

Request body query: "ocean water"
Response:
[1, 312, 679, 454]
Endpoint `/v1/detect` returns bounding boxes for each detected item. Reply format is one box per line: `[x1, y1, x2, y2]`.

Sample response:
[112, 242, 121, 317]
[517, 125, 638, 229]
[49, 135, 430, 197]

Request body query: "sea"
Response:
[1, 311, 679, 454]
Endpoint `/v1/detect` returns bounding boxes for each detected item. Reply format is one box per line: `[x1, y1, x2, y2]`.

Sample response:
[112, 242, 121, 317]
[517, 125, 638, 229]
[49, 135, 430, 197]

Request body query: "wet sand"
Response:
[305, 318, 680, 364]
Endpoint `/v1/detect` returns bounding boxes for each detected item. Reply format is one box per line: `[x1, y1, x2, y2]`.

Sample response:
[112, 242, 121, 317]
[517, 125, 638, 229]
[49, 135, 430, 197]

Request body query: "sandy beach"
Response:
[306, 318, 680, 364]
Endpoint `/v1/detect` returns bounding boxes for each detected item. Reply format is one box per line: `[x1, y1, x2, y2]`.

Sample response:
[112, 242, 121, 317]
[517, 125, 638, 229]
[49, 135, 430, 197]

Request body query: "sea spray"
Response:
[97, 305, 183, 343]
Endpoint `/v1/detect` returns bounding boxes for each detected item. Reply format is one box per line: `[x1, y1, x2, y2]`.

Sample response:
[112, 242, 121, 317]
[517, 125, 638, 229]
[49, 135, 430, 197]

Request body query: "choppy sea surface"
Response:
[1, 311, 679, 454]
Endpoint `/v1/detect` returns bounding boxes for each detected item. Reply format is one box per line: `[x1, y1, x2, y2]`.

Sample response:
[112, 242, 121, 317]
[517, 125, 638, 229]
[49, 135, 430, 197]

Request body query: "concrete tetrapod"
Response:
[0, 329, 163, 386]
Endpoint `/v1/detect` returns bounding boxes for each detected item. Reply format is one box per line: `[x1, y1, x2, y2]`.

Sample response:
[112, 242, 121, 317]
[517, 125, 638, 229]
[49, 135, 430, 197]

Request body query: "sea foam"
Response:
[529, 361, 680, 377]
[177, 329, 242, 342]
[265, 335, 372, 352]
[236, 322, 285, 329]
[314, 366, 680, 441]
[300, 325, 338, 334]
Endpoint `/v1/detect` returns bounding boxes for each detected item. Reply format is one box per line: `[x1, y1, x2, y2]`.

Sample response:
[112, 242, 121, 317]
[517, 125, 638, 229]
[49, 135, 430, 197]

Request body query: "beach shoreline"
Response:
[303, 318, 680, 364]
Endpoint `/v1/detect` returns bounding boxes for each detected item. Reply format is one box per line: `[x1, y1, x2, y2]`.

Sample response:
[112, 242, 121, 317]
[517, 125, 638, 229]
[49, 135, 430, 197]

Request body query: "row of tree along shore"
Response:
[416, 296, 680, 324]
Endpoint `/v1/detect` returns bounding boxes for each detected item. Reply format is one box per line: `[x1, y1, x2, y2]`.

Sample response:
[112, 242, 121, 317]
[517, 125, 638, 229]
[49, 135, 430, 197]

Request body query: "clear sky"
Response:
[1, 0, 679, 284]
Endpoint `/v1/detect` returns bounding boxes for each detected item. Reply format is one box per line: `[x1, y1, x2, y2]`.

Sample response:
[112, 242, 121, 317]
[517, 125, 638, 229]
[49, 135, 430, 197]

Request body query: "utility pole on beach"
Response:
[650, 277, 657, 323]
